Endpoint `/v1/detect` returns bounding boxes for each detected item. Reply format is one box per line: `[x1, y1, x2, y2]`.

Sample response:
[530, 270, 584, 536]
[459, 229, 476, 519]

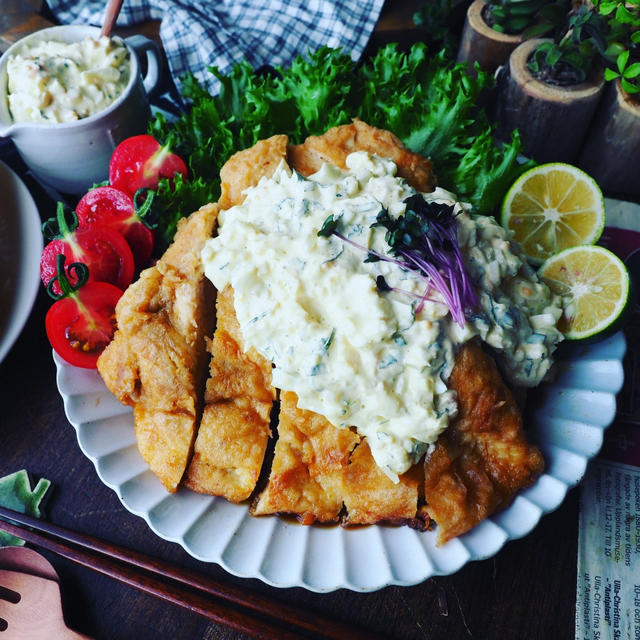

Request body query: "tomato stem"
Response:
[46, 254, 89, 301]
[42, 202, 79, 241]
[133, 188, 155, 225]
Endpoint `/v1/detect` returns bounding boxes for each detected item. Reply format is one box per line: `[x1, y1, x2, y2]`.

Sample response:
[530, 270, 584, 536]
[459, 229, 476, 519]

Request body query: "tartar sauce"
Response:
[7, 36, 130, 124]
[202, 153, 564, 480]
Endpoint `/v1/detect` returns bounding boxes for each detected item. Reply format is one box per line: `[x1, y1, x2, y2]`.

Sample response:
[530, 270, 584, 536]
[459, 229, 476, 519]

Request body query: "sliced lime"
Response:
[538, 245, 630, 340]
[501, 163, 605, 265]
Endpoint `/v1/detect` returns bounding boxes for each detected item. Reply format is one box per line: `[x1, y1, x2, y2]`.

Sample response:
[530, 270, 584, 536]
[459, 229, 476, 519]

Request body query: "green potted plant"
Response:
[579, 0, 640, 196]
[457, 0, 568, 72]
[413, 0, 459, 57]
[494, 2, 609, 162]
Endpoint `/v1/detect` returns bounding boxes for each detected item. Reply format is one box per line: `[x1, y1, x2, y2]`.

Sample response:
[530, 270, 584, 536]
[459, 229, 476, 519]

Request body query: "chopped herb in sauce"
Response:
[320, 195, 477, 326]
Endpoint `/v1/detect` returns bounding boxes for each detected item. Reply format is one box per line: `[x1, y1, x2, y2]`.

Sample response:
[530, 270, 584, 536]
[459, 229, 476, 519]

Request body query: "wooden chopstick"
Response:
[0, 507, 388, 640]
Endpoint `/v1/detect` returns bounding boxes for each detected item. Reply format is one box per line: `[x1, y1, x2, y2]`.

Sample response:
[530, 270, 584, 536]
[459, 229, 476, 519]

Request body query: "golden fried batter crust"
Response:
[287, 118, 436, 192]
[183, 286, 275, 501]
[182, 135, 289, 500]
[424, 340, 544, 544]
[219, 134, 288, 209]
[342, 441, 425, 527]
[97, 202, 219, 492]
[251, 391, 360, 523]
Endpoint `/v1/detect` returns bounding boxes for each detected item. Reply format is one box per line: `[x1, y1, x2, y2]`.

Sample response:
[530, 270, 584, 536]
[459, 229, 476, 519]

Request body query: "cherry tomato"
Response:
[44, 255, 123, 369]
[40, 203, 134, 295]
[109, 134, 188, 197]
[76, 186, 155, 270]
[46, 280, 123, 368]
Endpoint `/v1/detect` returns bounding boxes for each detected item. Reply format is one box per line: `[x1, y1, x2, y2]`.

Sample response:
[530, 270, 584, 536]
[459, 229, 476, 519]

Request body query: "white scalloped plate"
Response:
[54, 331, 626, 592]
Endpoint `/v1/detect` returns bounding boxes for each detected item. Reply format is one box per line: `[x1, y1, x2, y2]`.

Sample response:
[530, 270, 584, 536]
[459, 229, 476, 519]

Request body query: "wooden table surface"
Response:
[0, 2, 618, 638]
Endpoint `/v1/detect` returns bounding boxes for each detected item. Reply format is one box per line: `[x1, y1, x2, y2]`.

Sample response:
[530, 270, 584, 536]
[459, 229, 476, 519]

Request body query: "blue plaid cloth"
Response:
[45, 0, 385, 96]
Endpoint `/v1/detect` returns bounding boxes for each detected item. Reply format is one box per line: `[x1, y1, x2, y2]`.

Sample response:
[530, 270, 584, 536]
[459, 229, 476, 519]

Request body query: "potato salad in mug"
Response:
[6, 36, 130, 124]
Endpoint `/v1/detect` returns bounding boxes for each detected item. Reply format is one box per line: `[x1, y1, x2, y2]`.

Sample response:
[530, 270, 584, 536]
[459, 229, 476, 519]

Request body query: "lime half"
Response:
[501, 163, 605, 265]
[538, 245, 630, 340]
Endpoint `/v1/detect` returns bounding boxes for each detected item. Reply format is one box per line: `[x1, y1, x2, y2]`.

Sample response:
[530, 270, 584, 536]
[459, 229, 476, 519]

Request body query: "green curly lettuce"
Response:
[148, 43, 533, 246]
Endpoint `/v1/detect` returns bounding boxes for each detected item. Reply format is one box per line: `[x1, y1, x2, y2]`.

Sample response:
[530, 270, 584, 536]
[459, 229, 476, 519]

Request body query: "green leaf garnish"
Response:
[0, 470, 51, 547]
[148, 42, 533, 249]
[317, 214, 342, 238]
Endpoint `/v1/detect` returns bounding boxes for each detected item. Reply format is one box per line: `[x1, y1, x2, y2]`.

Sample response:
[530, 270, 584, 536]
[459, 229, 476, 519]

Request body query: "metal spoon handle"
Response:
[100, 0, 125, 37]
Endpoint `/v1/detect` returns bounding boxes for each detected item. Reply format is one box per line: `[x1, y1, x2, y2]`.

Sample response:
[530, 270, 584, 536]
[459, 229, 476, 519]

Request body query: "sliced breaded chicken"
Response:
[342, 441, 425, 527]
[287, 118, 436, 192]
[251, 391, 360, 523]
[253, 400, 424, 528]
[183, 286, 275, 501]
[97, 202, 219, 492]
[98, 121, 542, 543]
[219, 134, 289, 209]
[253, 121, 434, 524]
[424, 340, 544, 544]
[183, 135, 287, 500]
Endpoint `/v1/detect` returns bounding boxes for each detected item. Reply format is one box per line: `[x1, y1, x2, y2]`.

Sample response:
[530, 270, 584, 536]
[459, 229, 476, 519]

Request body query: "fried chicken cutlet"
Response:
[249, 121, 435, 524]
[274, 125, 541, 535]
[251, 391, 360, 523]
[98, 120, 545, 544]
[182, 286, 275, 501]
[424, 340, 545, 544]
[189, 122, 435, 506]
[97, 202, 218, 492]
[182, 136, 286, 501]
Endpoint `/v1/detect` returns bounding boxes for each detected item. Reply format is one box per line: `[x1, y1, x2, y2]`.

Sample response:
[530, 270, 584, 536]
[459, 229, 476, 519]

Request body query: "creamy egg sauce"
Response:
[7, 36, 130, 124]
[202, 153, 564, 480]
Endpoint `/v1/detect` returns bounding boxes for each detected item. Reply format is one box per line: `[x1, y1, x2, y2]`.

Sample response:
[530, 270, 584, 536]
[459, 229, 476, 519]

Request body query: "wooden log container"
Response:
[578, 79, 640, 198]
[456, 0, 524, 74]
[494, 38, 605, 163]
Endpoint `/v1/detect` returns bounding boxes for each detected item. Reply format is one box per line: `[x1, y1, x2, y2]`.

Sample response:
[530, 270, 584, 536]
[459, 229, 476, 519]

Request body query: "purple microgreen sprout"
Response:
[318, 195, 477, 326]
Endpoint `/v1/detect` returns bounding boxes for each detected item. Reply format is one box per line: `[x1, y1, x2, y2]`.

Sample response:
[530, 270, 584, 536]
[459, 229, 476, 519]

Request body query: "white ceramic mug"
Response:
[0, 25, 162, 194]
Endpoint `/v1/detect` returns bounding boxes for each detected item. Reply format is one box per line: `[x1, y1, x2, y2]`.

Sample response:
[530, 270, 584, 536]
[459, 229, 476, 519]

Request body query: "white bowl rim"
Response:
[0, 160, 43, 364]
[0, 24, 141, 133]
